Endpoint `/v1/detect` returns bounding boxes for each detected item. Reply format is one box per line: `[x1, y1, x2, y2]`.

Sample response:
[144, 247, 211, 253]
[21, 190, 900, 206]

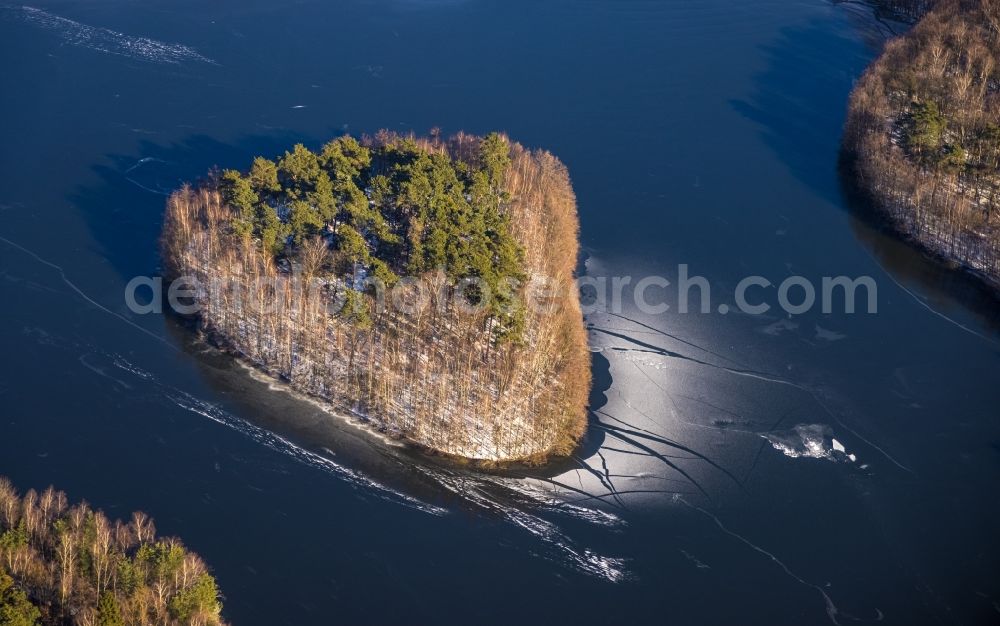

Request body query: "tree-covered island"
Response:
[162, 131, 590, 463]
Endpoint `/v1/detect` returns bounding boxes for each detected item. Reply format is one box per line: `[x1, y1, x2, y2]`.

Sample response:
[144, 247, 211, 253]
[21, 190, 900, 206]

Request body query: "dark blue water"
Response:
[2, 1, 999, 624]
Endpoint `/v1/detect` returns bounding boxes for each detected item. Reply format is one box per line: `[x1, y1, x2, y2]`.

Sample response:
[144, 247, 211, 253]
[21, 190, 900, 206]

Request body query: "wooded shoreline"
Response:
[843, 0, 1000, 289]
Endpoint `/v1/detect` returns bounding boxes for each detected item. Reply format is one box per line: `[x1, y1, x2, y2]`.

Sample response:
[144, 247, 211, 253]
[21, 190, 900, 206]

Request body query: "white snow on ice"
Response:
[763, 424, 857, 463]
[13, 6, 215, 65]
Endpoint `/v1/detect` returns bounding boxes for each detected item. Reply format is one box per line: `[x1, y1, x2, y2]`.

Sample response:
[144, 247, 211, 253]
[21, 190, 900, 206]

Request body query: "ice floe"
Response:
[762, 424, 857, 463]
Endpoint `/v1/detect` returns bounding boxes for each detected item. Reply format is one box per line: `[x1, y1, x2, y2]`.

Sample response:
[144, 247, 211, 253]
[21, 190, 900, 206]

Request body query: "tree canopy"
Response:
[0, 478, 227, 626]
[219, 132, 527, 335]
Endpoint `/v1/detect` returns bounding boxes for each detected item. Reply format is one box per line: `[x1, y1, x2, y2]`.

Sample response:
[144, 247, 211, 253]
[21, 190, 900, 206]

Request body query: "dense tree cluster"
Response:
[844, 0, 1000, 285]
[162, 132, 590, 463]
[218, 132, 525, 336]
[0, 478, 226, 626]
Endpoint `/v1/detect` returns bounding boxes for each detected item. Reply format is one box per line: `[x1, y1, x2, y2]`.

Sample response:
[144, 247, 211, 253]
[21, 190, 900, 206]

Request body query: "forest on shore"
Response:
[844, 0, 1000, 286]
[161, 131, 590, 463]
[0, 478, 226, 626]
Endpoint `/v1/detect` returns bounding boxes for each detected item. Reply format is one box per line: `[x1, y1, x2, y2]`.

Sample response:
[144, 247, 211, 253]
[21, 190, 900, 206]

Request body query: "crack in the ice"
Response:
[676, 495, 841, 625]
[859, 215, 998, 346]
[601, 327, 914, 475]
[565, 488, 698, 506]
[0, 236, 175, 350]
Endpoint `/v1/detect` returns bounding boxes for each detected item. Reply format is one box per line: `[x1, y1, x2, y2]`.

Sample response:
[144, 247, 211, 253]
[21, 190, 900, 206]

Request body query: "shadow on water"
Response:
[70, 132, 319, 280]
[729, 11, 873, 206]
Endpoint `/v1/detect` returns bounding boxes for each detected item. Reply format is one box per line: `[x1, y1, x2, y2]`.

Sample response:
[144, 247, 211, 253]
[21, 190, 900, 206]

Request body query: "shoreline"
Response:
[190, 320, 586, 470]
[839, 153, 1000, 294]
[841, 0, 1000, 294]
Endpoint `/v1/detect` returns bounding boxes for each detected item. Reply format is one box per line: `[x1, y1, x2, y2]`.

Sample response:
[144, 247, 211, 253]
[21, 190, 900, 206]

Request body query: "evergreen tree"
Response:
[248, 157, 281, 195]
[254, 203, 286, 256]
[278, 144, 322, 197]
[340, 288, 372, 329]
[0, 482, 230, 626]
[0, 573, 40, 626]
[168, 574, 222, 623]
[288, 200, 323, 244]
[213, 132, 529, 341]
[96, 592, 124, 626]
[337, 224, 370, 264]
[220, 170, 258, 238]
[320, 136, 371, 181]
[477, 132, 511, 194]
[907, 100, 946, 159]
[308, 172, 338, 223]
[116, 559, 139, 598]
[940, 143, 966, 174]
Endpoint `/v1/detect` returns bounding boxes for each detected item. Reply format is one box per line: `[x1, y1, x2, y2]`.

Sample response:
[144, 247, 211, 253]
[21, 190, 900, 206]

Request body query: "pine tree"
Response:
[220, 170, 258, 238]
[248, 157, 281, 195]
[0, 573, 40, 626]
[96, 592, 124, 626]
[168, 574, 222, 623]
[907, 100, 946, 160]
[288, 200, 323, 245]
[278, 144, 322, 197]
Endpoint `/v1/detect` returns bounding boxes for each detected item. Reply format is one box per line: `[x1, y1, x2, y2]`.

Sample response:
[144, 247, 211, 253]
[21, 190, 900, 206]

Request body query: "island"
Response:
[0, 477, 226, 626]
[161, 131, 590, 464]
[843, 0, 1000, 287]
